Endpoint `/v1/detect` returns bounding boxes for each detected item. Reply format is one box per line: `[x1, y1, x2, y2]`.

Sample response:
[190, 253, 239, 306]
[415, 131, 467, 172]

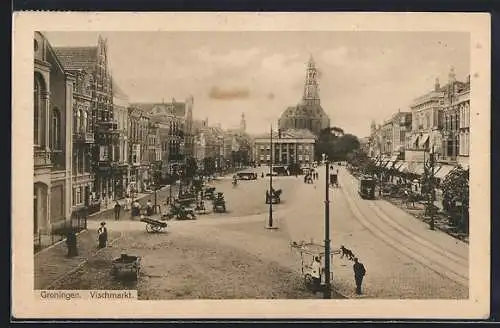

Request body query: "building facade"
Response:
[278, 56, 330, 136]
[254, 129, 316, 166]
[69, 67, 94, 218]
[55, 36, 120, 205]
[131, 96, 194, 176]
[112, 82, 130, 198]
[34, 32, 74, 235]
[442, 74, 471, 168]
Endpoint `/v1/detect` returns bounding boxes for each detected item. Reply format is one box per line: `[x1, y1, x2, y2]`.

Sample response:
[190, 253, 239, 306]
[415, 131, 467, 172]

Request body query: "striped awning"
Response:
[434, 165, 456, 179]
[394, 161, 405, 170]
[419, 133, 430, 148]
[398, 162, 409, 173]
[410, 134, 419, 146]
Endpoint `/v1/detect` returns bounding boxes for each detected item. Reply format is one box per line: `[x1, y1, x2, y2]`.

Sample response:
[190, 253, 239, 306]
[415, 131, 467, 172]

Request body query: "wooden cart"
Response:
[111, 254, 141, 280]
[140, 216, 168, 233]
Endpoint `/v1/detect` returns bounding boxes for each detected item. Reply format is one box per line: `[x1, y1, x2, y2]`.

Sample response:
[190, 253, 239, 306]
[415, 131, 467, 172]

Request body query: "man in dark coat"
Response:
[353, 257, 366, 295]
[114, 200, 121, 220]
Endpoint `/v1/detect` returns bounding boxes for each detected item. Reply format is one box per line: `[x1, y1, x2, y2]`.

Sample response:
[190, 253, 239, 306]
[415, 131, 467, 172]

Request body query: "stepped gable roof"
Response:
[53, 47, 98, 70]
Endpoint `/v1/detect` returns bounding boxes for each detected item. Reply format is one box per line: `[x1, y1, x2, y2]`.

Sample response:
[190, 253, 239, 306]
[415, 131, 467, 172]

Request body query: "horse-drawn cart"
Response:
[140, 216, 168, 233]
[213, 192, 226, 213]
[265, 188, 282, 204]
[111, 254, 141, 281]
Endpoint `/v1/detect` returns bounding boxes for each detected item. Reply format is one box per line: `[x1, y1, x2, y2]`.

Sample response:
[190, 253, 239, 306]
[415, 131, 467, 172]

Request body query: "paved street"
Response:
[284, 164, 468, 298]
[44, 165, 468, 299]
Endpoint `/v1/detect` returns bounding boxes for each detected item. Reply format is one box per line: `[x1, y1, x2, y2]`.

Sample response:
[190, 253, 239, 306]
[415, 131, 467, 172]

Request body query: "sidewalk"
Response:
[34, 186, 172, 290]
[34, 227, 122, 290]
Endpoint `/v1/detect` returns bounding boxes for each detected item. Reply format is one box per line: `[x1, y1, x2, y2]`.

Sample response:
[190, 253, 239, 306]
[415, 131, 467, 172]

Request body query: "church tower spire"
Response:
[302, 55, 320, 105]
[240, 112, 246, 132]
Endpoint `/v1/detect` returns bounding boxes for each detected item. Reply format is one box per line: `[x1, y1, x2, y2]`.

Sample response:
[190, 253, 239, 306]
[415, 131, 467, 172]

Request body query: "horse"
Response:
[404, 190, 419, 208]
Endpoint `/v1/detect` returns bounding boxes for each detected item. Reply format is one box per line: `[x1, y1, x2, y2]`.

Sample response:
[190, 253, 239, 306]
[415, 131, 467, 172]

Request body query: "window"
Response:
[305, 155, 309, 161]
[259, 155, 264, 161]
[260, 145, 264, 150]
[51, 108, 61, 149]
[99, 145, 109, 161]
[83, 110, 88, 133]
[266, 155, 270, 160]
[34, 74, 43, 146]
[298, 155, 303, 161]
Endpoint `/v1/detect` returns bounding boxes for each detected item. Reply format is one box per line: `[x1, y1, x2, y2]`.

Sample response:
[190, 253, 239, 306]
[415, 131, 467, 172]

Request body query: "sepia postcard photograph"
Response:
[12, 12, 490, 319]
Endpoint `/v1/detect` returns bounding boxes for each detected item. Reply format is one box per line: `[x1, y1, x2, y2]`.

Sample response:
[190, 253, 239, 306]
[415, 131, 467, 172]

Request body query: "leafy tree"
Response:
[315, 128, 361, 162]
[203, 157, 216, 176]
[441, 168, 469, 233]
[185, 156, 198, 178]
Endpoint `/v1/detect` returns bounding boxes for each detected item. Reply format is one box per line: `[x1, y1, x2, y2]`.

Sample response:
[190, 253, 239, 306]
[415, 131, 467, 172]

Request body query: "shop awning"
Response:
[406, 161, 424, 175]
[410, 134, 419, 147]
[413, 163, 425, 176]
[387, 155, 399, 169]
[394, 161, 405, 170]
[434, 165, 456, 179]
[419, 133, 430, 148]
[398, 162, 409, 173]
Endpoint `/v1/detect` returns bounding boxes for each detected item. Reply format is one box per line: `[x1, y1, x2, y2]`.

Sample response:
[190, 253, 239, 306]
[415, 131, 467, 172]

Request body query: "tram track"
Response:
[338, 170, 468, 288]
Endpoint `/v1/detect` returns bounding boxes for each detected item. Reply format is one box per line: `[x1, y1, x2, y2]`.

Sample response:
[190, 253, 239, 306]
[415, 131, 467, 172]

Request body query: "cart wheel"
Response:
[304, 273, 314, 291]
[146, 223, 154, 233]
[152, 225, 162, 233]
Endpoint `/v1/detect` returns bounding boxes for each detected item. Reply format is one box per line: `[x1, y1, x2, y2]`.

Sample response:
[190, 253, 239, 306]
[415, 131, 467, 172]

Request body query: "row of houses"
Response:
[368, 67, 470, 182]
[33, 32, 259, 239]
[33, 32, 201, 238]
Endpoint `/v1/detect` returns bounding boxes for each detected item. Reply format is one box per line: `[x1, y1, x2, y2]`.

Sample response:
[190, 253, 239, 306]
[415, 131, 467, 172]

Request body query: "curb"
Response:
[43, 232, 125, 290]
[34, 229, 88, 257]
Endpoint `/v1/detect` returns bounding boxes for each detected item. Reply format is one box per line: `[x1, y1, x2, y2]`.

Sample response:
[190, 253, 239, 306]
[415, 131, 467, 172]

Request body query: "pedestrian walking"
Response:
[311, 256, 322, 294]
[97, 222, 108, 249]
[146, 199, 153, 216]
[353, 257, 366, 295]
[114, 200, 121, 220]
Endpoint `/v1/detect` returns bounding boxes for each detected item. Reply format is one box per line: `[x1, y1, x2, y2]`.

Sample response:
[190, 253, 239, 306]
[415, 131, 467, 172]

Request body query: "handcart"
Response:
[140, 216, 168, 233]
[290, 240, 340, 292]
[111, 253, 141, 281]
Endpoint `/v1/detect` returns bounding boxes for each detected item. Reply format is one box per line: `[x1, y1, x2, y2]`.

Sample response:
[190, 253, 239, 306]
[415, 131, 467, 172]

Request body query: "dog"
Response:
[340, 245, 355, 261]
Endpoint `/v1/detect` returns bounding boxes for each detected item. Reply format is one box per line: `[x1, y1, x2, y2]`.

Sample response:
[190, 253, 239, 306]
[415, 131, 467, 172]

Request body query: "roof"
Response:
[53, 47, 98, 70]
[255, 128, 317, 140]
[280, 103, 327, 119]
[130, 102, 186, 117]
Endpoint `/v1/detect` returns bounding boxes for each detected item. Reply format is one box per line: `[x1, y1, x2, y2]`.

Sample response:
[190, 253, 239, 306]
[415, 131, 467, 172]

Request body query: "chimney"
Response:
[434, 77, 440, 91]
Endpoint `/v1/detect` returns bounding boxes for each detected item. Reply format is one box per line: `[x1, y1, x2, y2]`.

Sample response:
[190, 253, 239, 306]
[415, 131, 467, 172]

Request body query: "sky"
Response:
[44, 31, 470, 138]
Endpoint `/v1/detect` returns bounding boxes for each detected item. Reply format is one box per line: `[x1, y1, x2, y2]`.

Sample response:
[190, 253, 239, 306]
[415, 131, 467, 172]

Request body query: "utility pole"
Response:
[267, 124, 274, 228]
[323, 154, 331, 299]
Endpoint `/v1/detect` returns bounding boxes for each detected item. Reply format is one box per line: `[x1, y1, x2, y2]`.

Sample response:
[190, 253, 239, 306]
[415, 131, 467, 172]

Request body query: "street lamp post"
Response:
[428, 145, 436, 230]
[323, 153, 331, 299]
[267, 124, 274, 228]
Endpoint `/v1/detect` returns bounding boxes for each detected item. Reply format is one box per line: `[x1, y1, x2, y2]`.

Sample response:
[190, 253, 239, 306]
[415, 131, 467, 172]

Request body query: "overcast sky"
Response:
[44, 31, 470, 137]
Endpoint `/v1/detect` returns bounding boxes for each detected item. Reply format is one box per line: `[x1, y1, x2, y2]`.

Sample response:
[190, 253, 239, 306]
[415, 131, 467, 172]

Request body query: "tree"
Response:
[441, 168, 469, 233]
[185, 156, 197, 179]
[203, 157, 216, 176]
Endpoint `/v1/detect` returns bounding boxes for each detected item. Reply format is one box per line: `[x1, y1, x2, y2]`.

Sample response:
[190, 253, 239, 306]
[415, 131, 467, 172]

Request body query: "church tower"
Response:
[240, 112, 246, 133]
[302, 55, 321, 105]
